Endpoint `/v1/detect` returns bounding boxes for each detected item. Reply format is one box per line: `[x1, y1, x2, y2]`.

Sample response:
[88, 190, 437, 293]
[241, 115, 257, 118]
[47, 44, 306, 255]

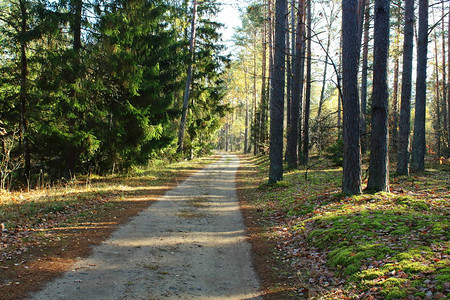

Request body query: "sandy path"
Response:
[29, 153, 261, 300]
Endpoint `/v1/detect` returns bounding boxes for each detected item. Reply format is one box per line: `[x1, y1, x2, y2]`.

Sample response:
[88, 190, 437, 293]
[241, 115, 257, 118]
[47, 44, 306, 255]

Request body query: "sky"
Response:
[216, 0, 246, 54]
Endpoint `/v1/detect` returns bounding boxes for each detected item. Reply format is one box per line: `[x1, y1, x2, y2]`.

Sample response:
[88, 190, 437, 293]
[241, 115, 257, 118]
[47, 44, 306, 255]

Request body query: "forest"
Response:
[0, 0, 449, 192]
[0, 0, 230, 189]
[0, 0, 449, 299]
[220, 0, 450, 194]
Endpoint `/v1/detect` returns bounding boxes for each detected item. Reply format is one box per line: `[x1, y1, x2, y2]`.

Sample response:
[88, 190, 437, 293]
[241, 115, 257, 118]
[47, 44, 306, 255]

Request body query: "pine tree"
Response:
[366, 0, 390, 192]
[342, 0, 362, 195]
[411, 0, 429, 172]
[397, 0, 414, 175]
[268, 0, 286, 183]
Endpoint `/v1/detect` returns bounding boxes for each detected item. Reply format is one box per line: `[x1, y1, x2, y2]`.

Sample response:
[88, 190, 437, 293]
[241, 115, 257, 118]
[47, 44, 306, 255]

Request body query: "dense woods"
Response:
[1, 0, 450, 192]
[0, 0, 229, 188]
[220, 0, 450, 195]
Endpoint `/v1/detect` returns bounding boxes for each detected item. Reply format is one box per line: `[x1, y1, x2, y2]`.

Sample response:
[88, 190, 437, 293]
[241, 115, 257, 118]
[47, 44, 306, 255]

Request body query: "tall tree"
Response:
[286, 0, 304, 169]
[360, 1, 370, 154]
[301, 0, 311, 165]
[448, 8, 450, 156]
[268, 0, 286, 183]
[257, 0, 268, 154]
[411, 0, 429, 172]
[342, 0, 362, 195]
[366, 0, 390, 192]
[397, 0, 414, 175]
[297, 0, 306, 162]
[177, 0, 198, 154]
[18, 0, 31, 179]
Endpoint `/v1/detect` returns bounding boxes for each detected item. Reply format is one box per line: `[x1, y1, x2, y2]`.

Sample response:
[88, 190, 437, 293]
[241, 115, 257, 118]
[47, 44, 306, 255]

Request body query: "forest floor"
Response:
[237, 154, 449, 300]
[1, 152, 449, 300]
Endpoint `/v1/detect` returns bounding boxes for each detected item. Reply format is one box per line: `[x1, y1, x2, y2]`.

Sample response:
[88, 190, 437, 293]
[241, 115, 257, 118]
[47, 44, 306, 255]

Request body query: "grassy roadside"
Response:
[0, 155, 218, 300]
[237, 154, 449, 300]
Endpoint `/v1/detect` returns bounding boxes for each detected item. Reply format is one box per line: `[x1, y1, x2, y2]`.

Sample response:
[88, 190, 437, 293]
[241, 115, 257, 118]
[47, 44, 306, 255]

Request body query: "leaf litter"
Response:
[239, 155, 449, 299]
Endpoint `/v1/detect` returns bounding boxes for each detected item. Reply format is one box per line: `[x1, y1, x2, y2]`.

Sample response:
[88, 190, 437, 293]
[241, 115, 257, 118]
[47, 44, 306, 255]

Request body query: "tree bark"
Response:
[301, 0, 311, 165]
[342, 0, 362, 195]
[360, 1, 370, 154]
[442, 1, 448, 157]
[411, 0, 428, 172]
[391, 57, 399, 155]
[434, 29, 441, 157]
[286, 0, 304, 169]
[177, 0, 197, 153]
[257, 2, 268, 155]
[448, 9, 450, 157]
[397, 0, 414, 175]
[366, 0, 390, 192]
[297, 0, 306, 162]
[19, 0, 30, 179]
[268, 0, 287, 183]
[244, 65, 249, 154]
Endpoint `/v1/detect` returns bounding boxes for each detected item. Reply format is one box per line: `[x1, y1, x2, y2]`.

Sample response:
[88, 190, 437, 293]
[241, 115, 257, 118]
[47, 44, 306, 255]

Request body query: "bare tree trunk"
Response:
[342, 0, 362, 195]
[269, 0, 287, 183]
[286, 14, 292, 146]
[251, 34, 257, 154]
[244, 65, 249, 154]
[316, 33, 330, 124]
[366, 0, 390, 192]
[177, 0, 197, 153]
[397, 0, 414, 175]
[286, 0, 304, 169]
[300, 0, 311, 165]
[297, 0, 306, 162]
[434, 29, 441, 157]
[19, 0, 30, 179]
[257, 4, 268, 155]
[391, 57, 399, 155]
[360, 1, 370, 154]
[447, 9, 450, 157]
[338, 31, 343, 140]
[411, 0, 428, 172]
[442, 1, 448, 156]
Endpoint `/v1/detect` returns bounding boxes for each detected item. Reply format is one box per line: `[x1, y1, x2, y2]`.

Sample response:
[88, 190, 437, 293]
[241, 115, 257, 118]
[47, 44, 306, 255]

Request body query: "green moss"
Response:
[385, 288, 407, 300]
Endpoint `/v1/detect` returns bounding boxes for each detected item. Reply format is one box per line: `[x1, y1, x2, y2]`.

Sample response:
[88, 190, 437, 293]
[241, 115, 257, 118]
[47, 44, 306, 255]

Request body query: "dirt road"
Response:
[29, 153, 261, 300]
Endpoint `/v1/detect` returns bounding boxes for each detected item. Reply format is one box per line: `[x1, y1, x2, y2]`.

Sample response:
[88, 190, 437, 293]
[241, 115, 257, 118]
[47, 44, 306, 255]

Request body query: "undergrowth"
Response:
[240, 154, 449, 299]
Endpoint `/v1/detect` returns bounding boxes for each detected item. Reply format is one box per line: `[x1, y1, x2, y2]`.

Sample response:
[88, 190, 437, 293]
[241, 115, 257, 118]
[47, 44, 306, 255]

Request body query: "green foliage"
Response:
[325, 137, 343, 166]
[0, 0, 227, 185]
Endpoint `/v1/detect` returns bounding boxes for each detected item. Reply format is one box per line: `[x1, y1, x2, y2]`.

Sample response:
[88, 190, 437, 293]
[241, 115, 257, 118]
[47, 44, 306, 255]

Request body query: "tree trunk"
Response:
[297, 0, 306, 162]
[411, 0, 428, 172]
[447, 9, 450, 157]
[19, 0, 30, 179]
[442, 1, 448, 157]
[251, 34, 258, 154]
[366, 0, 390, 192]
[244, 65, 249, 154]
[257, 3, 268, 155]
[434, 29, 441, 157]
[360, 1, 370, 154]
[342, 0, 362, 195]
[391, 57, 399, 155]
[177, 0, 197, 153]
[268, 0, 287, 183]
[286, 0, 304, 169]
[301, 0, 311, 165]
[316, 33, 330, 125]
[397, 0, 414, 175]
[286, 13, 292, 147]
